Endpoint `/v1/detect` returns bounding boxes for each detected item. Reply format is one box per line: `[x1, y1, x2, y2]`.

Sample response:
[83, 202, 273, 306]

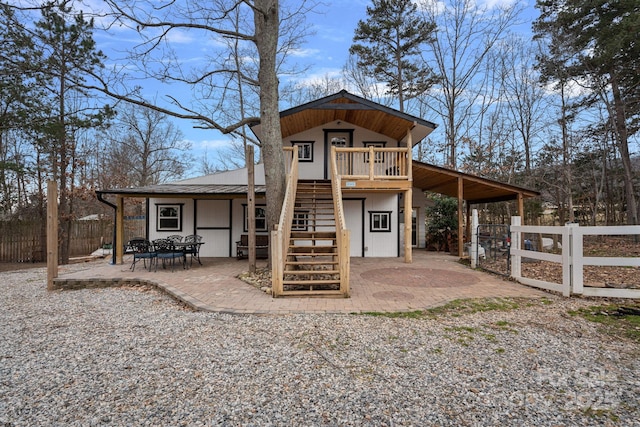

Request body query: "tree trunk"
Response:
[254, 0, 285, 238]
[610, 73, 638, 225]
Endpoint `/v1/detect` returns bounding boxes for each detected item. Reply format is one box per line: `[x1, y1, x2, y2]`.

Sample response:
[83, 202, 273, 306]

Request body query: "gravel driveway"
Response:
[1, 265, 639, 426]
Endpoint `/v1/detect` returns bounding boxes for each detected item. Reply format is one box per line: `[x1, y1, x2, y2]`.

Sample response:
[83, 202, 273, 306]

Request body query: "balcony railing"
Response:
[333, 147, 412, 181]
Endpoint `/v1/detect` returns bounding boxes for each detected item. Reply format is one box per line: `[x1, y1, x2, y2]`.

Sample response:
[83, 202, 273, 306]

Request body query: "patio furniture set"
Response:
[126, 235, 204, 272]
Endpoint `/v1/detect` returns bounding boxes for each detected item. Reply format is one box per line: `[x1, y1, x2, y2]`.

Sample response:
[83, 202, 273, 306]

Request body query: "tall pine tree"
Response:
[32, 0, 113, 262]
[350, 0, 437, 112]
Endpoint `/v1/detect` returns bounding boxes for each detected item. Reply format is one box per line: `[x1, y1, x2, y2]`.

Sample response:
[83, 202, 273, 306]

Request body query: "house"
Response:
[97, 90, 538, 297]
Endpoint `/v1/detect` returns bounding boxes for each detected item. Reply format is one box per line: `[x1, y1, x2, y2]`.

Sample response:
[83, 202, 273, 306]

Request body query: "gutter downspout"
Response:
[96, 191, 117, 265]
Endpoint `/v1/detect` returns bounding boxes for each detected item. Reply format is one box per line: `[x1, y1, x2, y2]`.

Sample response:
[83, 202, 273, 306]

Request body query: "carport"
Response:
[412, 161, 540, 257]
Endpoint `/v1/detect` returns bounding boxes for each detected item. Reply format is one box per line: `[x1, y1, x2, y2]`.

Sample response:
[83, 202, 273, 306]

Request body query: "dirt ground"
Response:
[0, 262, 46, 273]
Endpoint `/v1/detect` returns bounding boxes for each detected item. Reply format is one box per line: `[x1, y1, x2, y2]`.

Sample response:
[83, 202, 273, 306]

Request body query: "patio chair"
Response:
[153, 238, 185, 271]
[183, 234, 203, 266]
[167, 234, 183, 242]
[128, 238, 157, 272]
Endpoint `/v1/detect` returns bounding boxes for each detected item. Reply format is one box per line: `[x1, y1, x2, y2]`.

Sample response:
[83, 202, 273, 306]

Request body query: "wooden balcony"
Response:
[333, 146, 412, 191]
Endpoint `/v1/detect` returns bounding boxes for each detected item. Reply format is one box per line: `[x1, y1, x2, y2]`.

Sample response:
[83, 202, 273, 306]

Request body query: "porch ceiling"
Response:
[250, 90, 437, 143]
[412, 161, 539, 204]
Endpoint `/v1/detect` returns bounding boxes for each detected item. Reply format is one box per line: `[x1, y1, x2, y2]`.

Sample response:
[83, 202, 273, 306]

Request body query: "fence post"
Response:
[510, 216, 521, 280]
[47, 181, 58, 290]
[566, 222, 580, 296]
[471, 209, 479, 269]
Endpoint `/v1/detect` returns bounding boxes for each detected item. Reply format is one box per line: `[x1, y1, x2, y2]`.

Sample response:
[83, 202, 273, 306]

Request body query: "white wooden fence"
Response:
[508, 216, 640, 299]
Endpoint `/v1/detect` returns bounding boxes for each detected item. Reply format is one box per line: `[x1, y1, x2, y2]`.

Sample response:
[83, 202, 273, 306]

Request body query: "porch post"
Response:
[406, 129, 413, 180]
[404, 128, 413, 263]
[517, 192, 524, 224]
[404, 188, 412, 263]
[116, 195, 124, 264]
[247, 145, 256, 273]
[466, 202, 472, 244]
[457, 177, 464, 258]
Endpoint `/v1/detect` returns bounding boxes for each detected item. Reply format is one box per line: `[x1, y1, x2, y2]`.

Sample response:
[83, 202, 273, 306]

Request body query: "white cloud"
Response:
[289, 47, 321, 58]
[193, 138, 235, 150]
[288, 67, 344, 86]
[164, 28, 195, 45]
[479, 0, 519, 10]
[541, 78, 590, 99]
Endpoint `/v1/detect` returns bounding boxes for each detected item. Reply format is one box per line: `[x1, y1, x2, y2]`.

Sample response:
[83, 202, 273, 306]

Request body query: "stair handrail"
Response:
[272, 147, 298, 297]
[330, 146, 350, 297]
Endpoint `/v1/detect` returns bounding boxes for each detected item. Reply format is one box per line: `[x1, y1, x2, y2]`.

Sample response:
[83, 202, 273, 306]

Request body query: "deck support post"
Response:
[457, 177, 464, 258]
[404, 188, 412, 263]
[404, 127, 413, 263]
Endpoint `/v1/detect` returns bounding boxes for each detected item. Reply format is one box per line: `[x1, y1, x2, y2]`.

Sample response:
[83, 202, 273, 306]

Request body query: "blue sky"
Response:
[86, 0, 539, 176]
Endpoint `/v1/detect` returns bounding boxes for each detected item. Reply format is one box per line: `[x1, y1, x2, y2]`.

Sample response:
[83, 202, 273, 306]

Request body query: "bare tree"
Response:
[342, 55, 395, 107]
[101, 104, 191, 189]
[418, 0, 523, 168]
[90, 0, 317, 233]
[500, 36, 547, 175]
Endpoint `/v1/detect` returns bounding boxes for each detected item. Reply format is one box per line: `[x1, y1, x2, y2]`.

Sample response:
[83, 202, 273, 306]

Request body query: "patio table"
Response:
[172, 241, 204, 267]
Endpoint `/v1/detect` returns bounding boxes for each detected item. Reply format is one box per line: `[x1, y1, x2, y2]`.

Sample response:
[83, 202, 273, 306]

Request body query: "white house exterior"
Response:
[99, 90, 539, 275]
[146, 119, 430, 258]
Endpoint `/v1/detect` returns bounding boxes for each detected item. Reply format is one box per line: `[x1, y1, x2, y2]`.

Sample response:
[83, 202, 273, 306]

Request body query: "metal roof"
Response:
[97, 164, 538, 204]
[96, 184, 266, 198]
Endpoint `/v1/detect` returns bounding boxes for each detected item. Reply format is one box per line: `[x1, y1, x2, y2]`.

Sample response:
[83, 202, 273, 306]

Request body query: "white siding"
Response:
[148, 199, 195, 246]
[284, 120, 399, 181]
[362, 193, 399, 257]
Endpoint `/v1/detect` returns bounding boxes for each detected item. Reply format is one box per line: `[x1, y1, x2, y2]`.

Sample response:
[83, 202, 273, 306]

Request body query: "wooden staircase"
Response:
[282, 180, 342, 295]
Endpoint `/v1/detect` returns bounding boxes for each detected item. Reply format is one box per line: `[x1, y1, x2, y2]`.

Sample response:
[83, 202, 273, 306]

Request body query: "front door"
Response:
[195, 199, 232, 257]
[323, 129, 354, 179]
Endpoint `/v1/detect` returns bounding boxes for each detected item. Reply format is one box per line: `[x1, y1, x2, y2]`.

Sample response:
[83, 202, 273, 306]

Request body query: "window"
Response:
[330, 135, 348, 147]
[156, 204, 182, 231]
[292, 141, 314, 162]
[364, 141, 386, 163]
[369, 211, 392, 232]
[292, 211, 308, 231]
[243, 205, 267, 232]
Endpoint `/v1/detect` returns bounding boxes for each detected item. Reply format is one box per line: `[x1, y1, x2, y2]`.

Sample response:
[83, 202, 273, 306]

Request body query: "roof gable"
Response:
[251, 90, 437, 143]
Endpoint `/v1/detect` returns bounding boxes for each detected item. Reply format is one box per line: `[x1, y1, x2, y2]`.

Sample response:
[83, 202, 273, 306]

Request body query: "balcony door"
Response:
[323, 129, 353, 179]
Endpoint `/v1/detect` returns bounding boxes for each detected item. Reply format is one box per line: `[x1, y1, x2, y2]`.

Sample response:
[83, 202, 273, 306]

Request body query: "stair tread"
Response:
[284, 270, 340, 275]
[290, 233, 336, 241]
[279, 290, 345, 297]
[283, 279, 341, 285]
[286, 261, 339, 266]
[289, 245, 337, 249]
[291, 232, 336, 238]
[287, 251, 336, 256]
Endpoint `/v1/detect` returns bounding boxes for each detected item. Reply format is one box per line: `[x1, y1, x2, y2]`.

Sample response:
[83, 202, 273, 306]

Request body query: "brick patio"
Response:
[55, 251, 548, 314]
